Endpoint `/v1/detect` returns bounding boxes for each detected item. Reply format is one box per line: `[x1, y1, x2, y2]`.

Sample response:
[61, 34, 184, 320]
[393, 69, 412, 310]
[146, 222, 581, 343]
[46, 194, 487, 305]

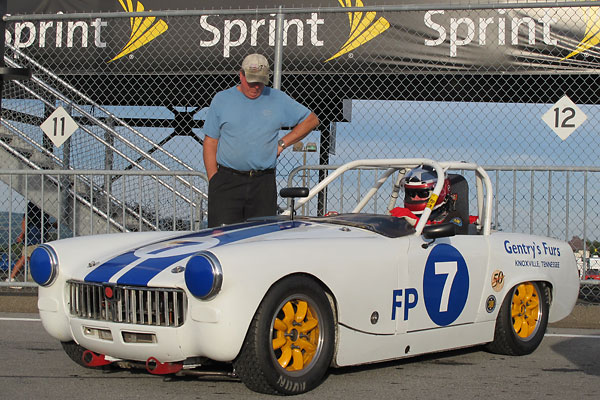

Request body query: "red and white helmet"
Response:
[403, 165, 450, 215]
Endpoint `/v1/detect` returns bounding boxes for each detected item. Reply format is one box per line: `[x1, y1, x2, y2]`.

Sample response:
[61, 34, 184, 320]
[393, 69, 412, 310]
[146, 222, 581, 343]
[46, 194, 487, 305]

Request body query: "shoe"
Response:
[5, 278, 22, 289]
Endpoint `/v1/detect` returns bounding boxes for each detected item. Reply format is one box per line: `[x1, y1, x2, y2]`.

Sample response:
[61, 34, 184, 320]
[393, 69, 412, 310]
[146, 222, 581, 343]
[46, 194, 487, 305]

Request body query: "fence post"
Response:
[273, 6, 284, 90]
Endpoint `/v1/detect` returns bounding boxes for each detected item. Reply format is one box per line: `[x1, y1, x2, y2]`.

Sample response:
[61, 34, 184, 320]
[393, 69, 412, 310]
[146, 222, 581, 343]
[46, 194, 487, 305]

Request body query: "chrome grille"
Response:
[68, 281, 187, 327]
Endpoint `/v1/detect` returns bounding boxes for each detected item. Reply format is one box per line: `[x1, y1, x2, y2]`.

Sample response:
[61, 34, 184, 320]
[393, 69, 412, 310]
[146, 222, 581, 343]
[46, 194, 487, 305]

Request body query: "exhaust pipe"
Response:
[145, 357, 183, 375]
[82, 350, 113, 367]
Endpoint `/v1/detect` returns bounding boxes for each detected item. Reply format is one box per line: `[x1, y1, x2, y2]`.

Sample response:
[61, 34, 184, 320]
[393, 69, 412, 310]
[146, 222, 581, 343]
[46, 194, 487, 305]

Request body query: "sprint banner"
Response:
[5, 0, 598, 74]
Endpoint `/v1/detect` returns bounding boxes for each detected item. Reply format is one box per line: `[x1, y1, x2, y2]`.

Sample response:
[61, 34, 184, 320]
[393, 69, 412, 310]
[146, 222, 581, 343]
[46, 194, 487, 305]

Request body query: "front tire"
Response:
[486, 281, 549, 356]
[233, 276, 335, 395]
[61, 341, 110, 369]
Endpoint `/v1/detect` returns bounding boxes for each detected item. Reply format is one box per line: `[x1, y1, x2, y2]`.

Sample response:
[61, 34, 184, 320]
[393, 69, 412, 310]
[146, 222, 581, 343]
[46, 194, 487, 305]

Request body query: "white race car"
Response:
[30, 159, 579, 395]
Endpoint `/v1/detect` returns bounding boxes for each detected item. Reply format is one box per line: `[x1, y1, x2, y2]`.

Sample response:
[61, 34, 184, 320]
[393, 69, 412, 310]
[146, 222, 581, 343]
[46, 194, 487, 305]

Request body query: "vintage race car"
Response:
[31, 159, 579, 395]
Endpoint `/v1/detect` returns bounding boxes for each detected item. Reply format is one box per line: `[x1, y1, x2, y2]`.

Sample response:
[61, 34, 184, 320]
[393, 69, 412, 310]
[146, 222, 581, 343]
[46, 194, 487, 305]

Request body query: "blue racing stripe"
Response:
[85, 220, 310, 286]
[215, 220, 308, 246]
[117, 221, 308, 286]
[85, 252, 139, 283]
[117, 254, 194, 286]
[82, 221, 267, 284]
[176, 220, 267, 241]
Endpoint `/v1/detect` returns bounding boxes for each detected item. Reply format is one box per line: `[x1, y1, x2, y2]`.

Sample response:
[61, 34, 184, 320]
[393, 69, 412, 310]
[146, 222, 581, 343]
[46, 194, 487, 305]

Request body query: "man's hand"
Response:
[277, 112, 319, 157]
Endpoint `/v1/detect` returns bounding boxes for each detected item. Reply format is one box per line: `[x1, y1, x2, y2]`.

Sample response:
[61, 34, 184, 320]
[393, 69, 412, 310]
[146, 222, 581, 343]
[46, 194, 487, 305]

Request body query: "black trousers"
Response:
[207, 168, 277, 227]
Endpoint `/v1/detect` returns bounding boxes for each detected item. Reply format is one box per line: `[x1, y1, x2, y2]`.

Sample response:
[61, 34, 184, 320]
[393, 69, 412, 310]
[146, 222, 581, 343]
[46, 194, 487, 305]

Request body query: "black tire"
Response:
[486, 281, 549, 356]
[233, 276, 335, 395]
[61, 341, 111, 369]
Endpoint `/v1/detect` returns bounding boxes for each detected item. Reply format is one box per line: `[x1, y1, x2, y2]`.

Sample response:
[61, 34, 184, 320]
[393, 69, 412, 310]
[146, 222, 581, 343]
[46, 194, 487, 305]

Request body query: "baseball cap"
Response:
[241, 53, 270, 85]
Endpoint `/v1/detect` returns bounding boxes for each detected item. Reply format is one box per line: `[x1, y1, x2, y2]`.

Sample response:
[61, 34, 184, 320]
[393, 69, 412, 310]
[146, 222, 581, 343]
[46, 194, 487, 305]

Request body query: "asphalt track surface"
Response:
[2, 313, 599, 399]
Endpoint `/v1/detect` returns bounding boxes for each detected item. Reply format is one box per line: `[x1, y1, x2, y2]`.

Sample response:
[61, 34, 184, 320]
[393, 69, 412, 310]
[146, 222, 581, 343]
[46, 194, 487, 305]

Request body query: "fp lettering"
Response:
[392, 288, 419, 320]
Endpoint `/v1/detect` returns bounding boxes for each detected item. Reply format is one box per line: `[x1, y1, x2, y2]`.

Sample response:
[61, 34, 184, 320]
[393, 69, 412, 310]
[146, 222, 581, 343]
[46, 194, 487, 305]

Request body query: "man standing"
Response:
[203, 53, 319, 227]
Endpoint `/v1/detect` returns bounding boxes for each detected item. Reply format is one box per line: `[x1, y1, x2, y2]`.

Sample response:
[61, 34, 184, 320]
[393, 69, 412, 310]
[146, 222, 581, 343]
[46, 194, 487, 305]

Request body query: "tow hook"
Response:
[145, 357, 184, 375]
[82, 350, 113, 367]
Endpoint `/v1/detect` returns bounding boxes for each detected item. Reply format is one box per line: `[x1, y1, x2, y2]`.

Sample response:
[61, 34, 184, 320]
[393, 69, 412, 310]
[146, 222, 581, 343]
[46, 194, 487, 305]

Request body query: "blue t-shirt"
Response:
[203, 86, 311, 171]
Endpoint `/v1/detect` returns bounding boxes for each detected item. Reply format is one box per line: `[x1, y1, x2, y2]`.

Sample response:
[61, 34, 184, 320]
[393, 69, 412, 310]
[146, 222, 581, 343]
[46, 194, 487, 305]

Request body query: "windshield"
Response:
[306, 213, 415, 238]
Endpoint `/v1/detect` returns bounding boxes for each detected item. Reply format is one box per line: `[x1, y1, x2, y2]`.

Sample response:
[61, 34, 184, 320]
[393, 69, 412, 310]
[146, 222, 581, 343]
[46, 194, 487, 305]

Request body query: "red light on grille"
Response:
[104, 286, 113, 299]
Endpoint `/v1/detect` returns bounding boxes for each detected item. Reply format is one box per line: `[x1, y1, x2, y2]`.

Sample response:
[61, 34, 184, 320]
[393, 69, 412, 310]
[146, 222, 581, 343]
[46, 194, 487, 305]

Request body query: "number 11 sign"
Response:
[541, 95, 587, 141]
[40, 106, 79, 147]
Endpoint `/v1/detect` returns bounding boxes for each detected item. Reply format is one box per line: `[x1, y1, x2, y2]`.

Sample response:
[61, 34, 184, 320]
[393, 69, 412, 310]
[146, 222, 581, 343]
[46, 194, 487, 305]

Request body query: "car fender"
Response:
[487, 232, 579, 323]
[183, 235, 402, 361]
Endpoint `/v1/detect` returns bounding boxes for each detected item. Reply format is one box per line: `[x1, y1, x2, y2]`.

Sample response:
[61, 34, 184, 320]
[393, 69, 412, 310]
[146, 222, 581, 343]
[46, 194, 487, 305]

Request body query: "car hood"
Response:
[79, 219, 372, 287]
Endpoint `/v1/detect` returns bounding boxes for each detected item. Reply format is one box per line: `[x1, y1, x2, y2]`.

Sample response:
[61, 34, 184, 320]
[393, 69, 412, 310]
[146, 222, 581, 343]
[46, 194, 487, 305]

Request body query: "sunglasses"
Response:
[407, 189, 431, 198]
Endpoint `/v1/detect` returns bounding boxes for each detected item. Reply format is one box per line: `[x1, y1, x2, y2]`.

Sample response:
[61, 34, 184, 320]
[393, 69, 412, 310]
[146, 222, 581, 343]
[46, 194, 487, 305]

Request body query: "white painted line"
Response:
[0, 317, 41, 322]
[545, 333, 600, 339]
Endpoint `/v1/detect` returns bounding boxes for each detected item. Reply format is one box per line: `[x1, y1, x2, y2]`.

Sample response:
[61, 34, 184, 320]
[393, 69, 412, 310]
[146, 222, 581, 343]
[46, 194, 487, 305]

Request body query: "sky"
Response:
[2, 98, 599, 242]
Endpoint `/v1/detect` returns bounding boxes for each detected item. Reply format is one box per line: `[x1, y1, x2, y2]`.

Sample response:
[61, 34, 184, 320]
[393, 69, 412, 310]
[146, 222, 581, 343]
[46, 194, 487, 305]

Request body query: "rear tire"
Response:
[486, 281, 549, 355]
[233, 276, 335, 395]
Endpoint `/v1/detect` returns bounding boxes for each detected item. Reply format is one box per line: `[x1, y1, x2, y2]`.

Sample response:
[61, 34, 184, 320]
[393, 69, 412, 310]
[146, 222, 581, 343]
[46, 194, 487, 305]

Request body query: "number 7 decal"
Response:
[435, 261, 457, 312]
[423, 244, 469, 326]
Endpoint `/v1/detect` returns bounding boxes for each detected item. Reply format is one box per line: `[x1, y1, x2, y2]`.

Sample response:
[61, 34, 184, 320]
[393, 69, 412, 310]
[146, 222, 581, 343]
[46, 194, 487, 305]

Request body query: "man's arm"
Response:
[278, 112, 319, 156]
[16, 217, 25, 243]
[203, 136, 219, 180]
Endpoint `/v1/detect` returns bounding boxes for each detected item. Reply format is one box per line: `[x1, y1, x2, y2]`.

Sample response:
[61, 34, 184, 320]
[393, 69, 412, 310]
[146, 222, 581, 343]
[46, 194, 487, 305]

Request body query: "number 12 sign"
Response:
[40, 106, 79, 147]
[542, 95, 587, 141]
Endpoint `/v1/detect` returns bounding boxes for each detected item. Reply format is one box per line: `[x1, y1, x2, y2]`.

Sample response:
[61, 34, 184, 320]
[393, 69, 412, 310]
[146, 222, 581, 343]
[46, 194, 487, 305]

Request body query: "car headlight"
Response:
[30, 244, 59, 287]
[184, 251, 222, 300]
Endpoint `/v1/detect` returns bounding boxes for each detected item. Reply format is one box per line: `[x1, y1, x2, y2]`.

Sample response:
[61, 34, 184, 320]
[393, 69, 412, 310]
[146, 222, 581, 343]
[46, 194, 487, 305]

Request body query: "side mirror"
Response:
[280, 187, 309, 199]
[279, 187, 309, 220]
[422, 223, 456, 249]
[423, 223, 456, 239]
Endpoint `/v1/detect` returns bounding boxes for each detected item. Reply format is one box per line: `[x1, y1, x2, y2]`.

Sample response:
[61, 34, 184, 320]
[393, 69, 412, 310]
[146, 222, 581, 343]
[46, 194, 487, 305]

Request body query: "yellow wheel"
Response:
[271, 298, 322, 372]
[511, 282, 542, 340]
[486, 281, 549, 356]
[233, 276, 335, 395]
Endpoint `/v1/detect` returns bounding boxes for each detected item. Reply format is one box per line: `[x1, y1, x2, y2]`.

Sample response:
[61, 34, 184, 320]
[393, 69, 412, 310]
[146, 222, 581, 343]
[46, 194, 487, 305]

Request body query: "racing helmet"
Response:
[402, 165, 451, 214]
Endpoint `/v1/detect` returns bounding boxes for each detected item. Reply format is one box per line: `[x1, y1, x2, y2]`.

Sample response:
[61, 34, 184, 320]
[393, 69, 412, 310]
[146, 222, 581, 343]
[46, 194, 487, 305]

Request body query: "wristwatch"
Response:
[278, 139, 286, 149]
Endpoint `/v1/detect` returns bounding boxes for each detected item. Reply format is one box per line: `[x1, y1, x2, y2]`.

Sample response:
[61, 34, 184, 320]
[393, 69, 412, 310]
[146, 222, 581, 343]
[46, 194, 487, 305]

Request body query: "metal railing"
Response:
[0, 170, 208, 287]
[1, 44, 210, 229]
[3, 2, 600, 304]
[286, 163, 600, 301]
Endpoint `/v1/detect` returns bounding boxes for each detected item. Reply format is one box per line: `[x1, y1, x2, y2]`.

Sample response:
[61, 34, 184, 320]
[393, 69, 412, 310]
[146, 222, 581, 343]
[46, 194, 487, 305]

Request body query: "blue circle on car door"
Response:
[423, 243, 469, 326]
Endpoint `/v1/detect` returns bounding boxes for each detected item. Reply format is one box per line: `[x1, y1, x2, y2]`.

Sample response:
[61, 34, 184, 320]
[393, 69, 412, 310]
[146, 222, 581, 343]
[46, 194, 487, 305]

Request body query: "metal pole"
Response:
[318, 121, 330, 216]
[105, 118, 114, 190]
[273, 6, 284, 90]
[302, 151, 307, 215]
[62, 105, 73, 229]
[0, 0, 6, 111]
[583, 171, 588, 278]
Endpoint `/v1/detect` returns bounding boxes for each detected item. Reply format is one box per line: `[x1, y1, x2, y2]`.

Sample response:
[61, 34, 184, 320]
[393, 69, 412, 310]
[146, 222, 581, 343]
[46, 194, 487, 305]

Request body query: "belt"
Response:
[218, 164, 275, 177]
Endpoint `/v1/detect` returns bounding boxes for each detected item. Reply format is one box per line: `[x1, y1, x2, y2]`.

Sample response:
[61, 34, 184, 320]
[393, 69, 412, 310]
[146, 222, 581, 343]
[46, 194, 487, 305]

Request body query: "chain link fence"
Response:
[2, 2, 600, 298]
[0, 170, 207, 285]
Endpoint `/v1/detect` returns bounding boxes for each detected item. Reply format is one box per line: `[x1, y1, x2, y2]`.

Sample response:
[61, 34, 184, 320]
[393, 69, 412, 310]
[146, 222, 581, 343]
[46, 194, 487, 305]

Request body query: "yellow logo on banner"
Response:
[109, 0, 169, 62]
[326, 0, 390, 61]
[563, 5, 600, 60]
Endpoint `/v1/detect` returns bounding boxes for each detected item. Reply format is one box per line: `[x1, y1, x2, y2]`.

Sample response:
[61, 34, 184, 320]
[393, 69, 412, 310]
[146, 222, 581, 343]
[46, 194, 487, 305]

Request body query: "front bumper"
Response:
[69, 318, 188, 362]
[39, 279, 249, 363]
[59, 280, 191, 362]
